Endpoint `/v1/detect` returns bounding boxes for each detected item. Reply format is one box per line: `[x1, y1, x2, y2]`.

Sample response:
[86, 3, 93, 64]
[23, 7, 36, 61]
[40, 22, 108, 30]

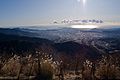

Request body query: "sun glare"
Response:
[71, 25, 98, 29]
[77, 0, 86, 6]
[83, 0, 86, 5]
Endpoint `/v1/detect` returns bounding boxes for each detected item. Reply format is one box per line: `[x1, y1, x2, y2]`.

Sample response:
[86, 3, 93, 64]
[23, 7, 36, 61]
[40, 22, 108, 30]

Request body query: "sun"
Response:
[83, 0, 86, 5]
[77, 0, 87, 6]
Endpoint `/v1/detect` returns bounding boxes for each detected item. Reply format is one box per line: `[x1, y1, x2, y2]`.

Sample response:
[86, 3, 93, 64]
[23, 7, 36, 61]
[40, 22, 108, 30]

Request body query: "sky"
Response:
[0, 0, 120, 27]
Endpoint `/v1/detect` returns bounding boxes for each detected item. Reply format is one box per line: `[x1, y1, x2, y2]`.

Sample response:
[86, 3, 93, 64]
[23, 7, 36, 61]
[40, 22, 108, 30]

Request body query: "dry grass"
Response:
[0, 53, 119, 80]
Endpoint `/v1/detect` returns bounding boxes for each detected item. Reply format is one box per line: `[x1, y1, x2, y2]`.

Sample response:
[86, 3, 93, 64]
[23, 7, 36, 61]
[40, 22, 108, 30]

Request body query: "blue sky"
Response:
[0, 0, 120, 26]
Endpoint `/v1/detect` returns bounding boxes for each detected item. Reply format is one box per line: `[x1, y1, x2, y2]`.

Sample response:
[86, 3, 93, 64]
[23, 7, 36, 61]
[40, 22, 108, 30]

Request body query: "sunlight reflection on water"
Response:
[71, 25, 98, 29]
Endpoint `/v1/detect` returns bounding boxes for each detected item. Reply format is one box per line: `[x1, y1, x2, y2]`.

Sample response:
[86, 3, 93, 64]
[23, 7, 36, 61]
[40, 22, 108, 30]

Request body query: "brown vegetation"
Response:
[0, 51, 119, 80]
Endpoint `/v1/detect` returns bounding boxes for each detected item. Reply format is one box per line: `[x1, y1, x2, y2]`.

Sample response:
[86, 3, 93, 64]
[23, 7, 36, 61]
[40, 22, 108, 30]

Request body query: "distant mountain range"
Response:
[0, 27, 120, 58]
[0, 28, 102, 61]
